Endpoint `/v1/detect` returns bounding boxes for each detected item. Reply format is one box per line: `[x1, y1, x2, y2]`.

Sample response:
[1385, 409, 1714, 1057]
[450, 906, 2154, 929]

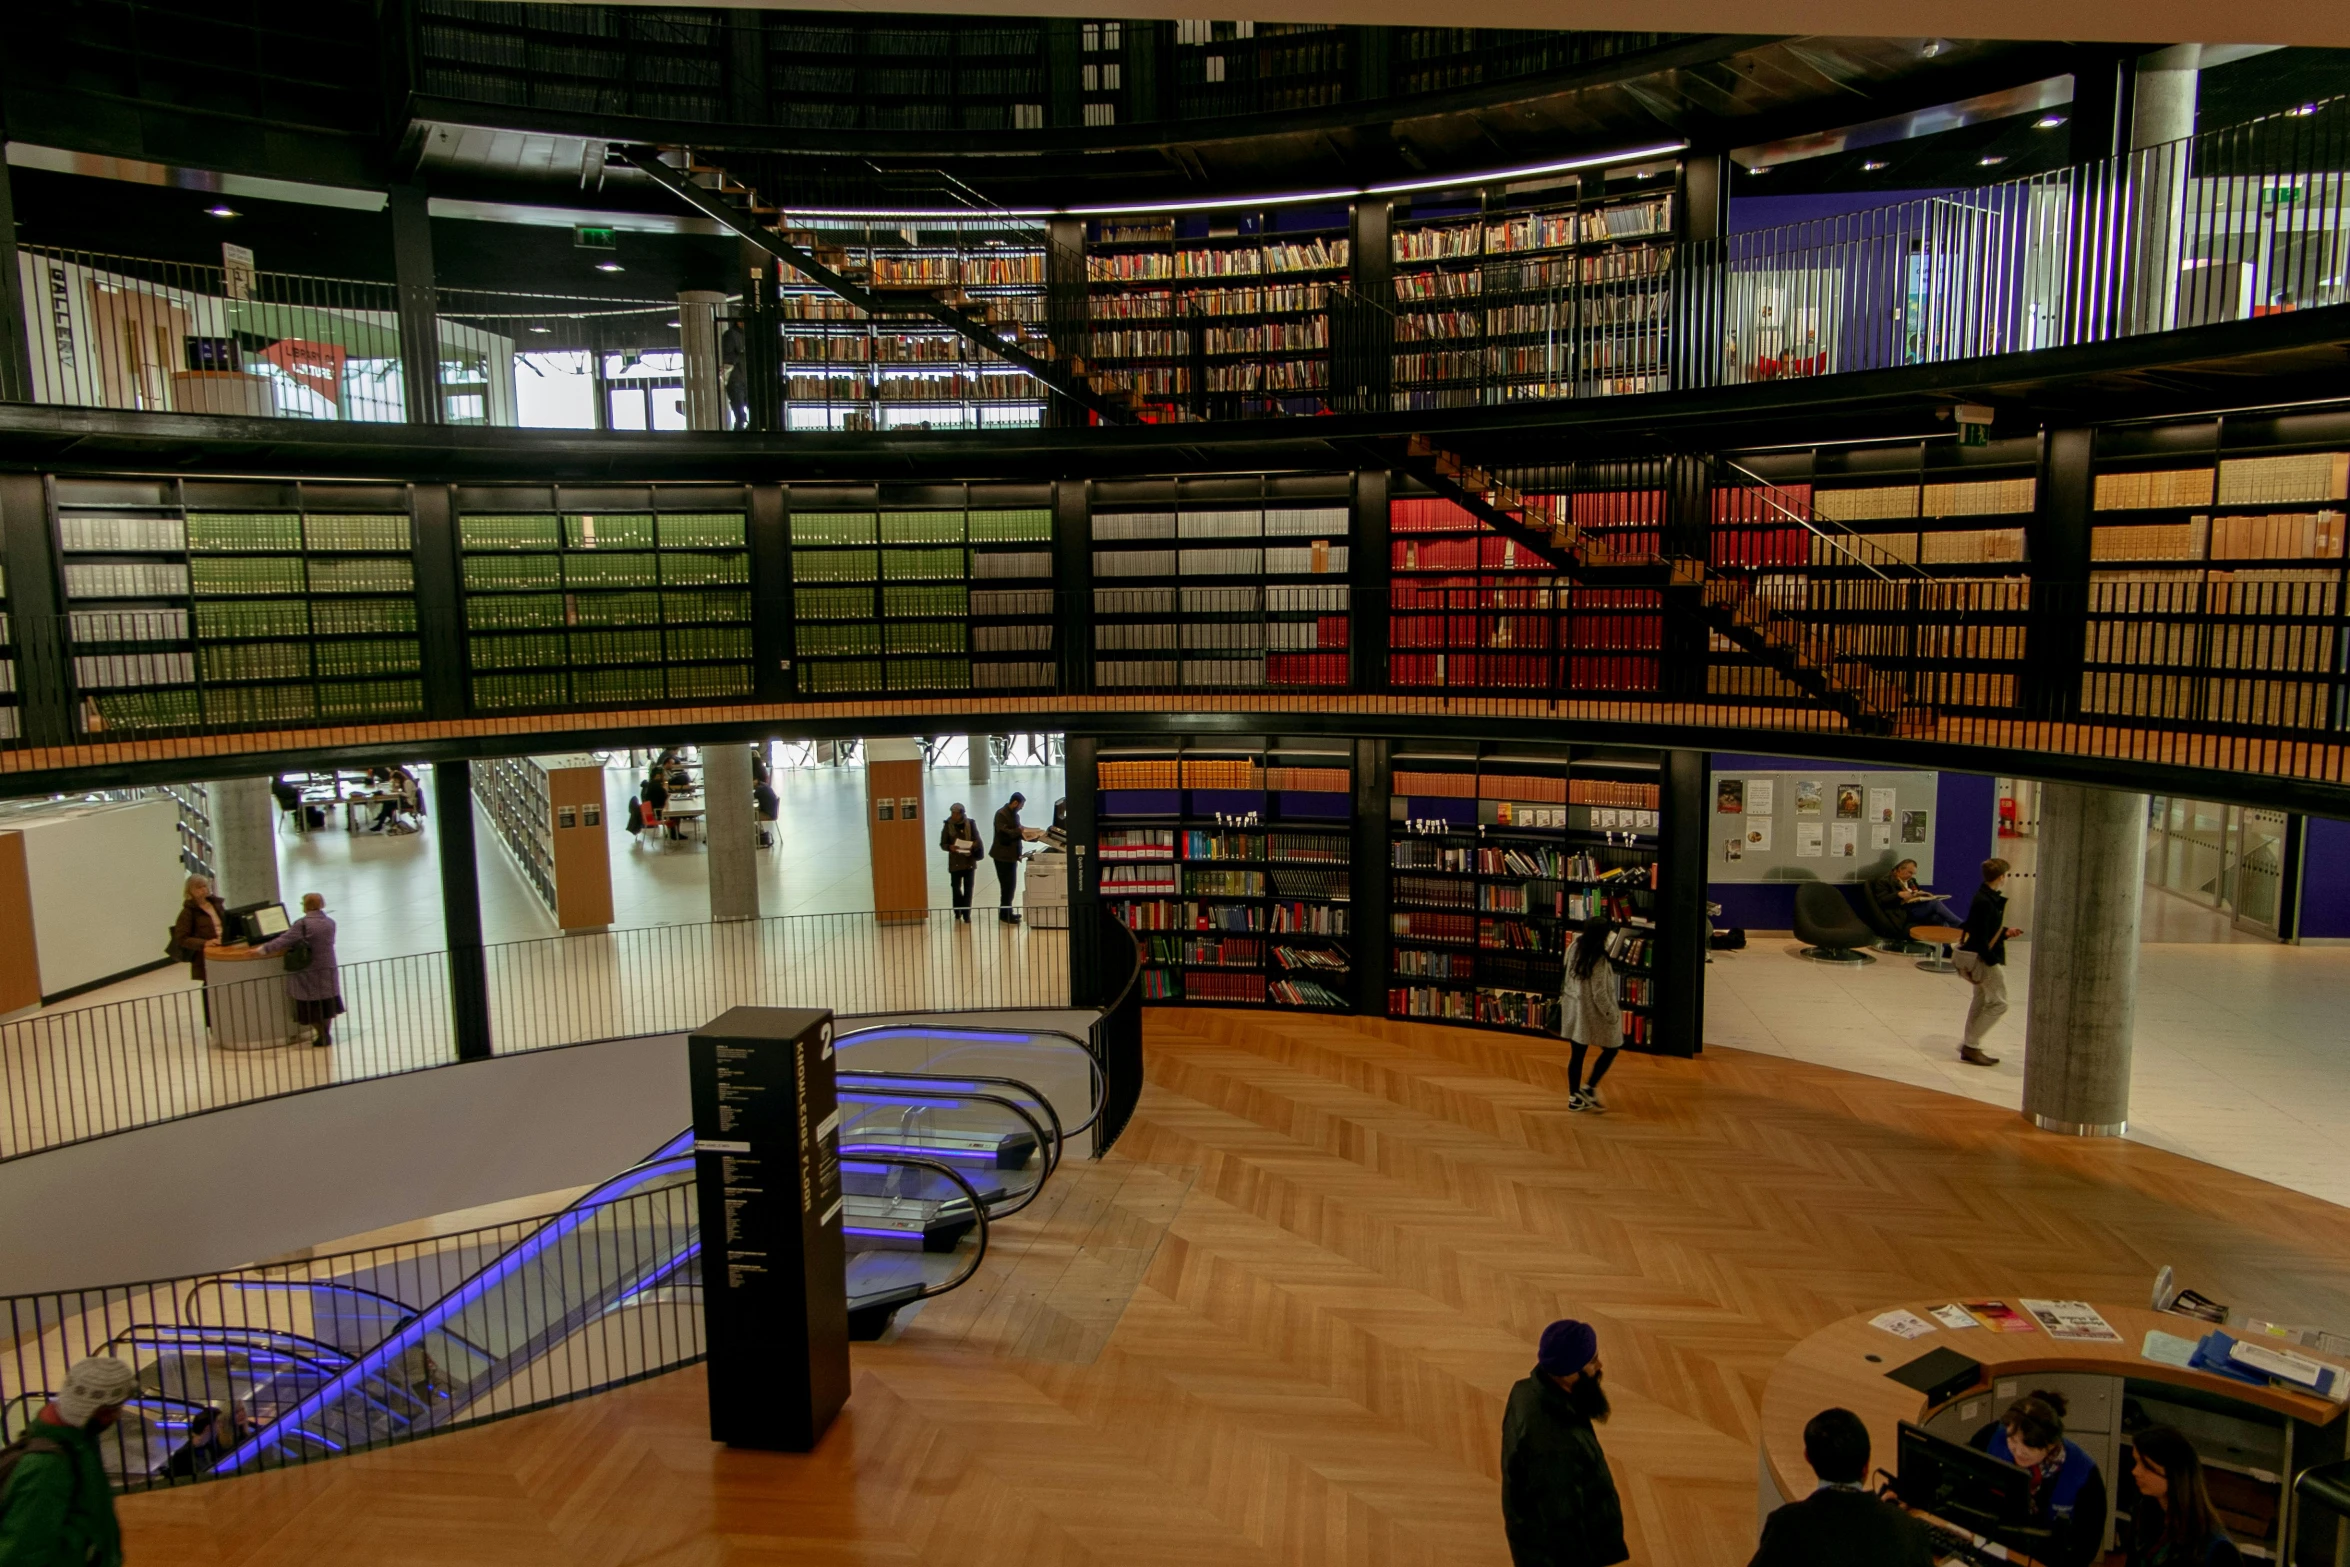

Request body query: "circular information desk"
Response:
[1760, 1297, 2347, 1561]
[201, 940, 300, 1051]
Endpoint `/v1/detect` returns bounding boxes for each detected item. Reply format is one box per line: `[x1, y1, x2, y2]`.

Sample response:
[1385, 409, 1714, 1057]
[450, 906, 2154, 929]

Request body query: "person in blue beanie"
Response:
[1501, 1318, 1628, 1567]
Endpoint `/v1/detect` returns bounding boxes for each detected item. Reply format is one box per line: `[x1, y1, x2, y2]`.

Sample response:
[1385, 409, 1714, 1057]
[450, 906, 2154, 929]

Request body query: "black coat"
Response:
[1959, 883, 2010, 965]
[1500, 1375, 1627, 1567]
[1748, 1487, 1935, 1567]
[989, 803, 1025, 864]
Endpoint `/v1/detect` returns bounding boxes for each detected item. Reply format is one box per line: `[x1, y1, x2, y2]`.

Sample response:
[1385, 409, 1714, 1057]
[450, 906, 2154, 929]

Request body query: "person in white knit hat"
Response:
[0, 1355, 137, 1566]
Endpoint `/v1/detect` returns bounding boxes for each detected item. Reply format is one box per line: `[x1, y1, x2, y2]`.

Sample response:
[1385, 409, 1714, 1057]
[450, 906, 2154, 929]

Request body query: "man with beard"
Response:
[1501, 1318, 1628, 1567]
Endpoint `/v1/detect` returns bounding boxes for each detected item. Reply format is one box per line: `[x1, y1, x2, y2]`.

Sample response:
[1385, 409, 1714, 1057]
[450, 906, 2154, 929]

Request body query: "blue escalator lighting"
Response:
[287, 1429, 344, 1452]
[845, 1027, 1039, 1045]
[839, 1141, 995, 1162]
[212, 1135, 699, 1476]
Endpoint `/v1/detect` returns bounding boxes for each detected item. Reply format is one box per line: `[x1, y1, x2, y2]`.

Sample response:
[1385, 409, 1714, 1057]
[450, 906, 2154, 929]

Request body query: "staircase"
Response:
[616, 144, 1143, 423]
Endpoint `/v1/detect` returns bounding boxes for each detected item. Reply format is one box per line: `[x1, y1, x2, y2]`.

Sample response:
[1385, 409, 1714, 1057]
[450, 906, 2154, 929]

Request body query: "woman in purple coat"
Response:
[258, 892, 343, 1048]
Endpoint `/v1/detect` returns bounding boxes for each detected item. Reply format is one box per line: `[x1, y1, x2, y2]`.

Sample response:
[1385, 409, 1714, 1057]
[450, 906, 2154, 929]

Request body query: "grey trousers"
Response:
[1952, 951, 2009, 1046]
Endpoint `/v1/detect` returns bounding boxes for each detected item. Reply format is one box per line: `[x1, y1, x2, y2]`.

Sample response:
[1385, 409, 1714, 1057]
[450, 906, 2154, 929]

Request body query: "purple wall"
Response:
[1727, 189, 1959, 236]
[2300, 817, 2350, 939]
[1707, 754, 1995, 932]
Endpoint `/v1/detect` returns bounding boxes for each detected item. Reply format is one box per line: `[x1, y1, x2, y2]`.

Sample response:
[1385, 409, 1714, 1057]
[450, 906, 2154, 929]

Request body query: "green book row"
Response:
[200, 644, 310, 683]
[472, 664, 752, 711]
[188, 679, 425, 726]
[886, 623, 965, 654]
[193, 599, 420, 639]
[308, 559, 417, 594]
[463, 589, 750, 631]
[89, 689, 201, 731]
[470, 628, 755, 670]
[795, 657, 973, 694]
[185, 557, 417, 596]
[568, 630, 664, 666]
[886, 584, 969, 618]
[800, 624, 881, 656]
[462, 553, 748, 592]
[792, 510, 1051, 546]
[788, 548, 970, 583]
[315, 639, 422, 678]
[457, 513, 749, 551]
[797, 586, 874, 619]
[186, 514, 414, 552]
[669, 627, 753, 661]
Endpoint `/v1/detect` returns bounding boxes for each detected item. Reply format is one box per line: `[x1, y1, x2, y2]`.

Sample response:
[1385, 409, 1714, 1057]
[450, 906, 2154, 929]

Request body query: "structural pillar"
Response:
[677, 290, 727, 431]
[2124, 45, 2201, 336]
[0, 158, 33, 405]
[389, 183, 441, 427]
[207, 778, 281, 910]
[970, 736, 992, 785]
[1652, 750, 1708, 1057]
[433, 760, 494, 1061]
[2021, 782, 2147, 1137]
[705, 743, 761, 922]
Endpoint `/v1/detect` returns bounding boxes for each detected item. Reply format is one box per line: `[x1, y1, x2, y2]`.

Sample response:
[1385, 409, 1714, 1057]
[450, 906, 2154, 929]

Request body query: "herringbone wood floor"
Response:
[115, 1009, 2350, 1566]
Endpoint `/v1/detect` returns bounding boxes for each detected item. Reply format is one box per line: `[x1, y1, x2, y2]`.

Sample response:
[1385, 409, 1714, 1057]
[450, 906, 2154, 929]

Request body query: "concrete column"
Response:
[207, 778, 281, 910]
[2125, 45, 2200, 335]
[2022, 783, 2148, 1137]
[704, 744, 760, 922]
[970, 735, 992, 785]
[677, 290, 726, 431]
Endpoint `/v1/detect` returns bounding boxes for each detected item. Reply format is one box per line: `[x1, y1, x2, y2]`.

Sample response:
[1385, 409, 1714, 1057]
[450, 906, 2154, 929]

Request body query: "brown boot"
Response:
[1959, 1045, 2000, 1066]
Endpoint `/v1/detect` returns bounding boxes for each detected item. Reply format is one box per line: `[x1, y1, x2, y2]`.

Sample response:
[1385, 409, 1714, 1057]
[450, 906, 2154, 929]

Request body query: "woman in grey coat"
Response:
[258, 892, 343, 1048]
[1559, 916, 1623, 1114]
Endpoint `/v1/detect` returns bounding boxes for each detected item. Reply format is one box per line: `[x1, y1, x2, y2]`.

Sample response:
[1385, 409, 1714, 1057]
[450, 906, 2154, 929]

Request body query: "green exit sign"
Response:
[573, 225, 618, 250]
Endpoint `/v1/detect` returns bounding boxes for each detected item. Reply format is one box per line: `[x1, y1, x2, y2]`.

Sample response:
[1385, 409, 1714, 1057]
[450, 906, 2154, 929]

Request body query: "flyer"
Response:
[1747, 780, 1775, 816]
[1717, 778, 1744, 814]
[1929, 1304, 1980, 1330]
[1724, 837, 1744, 862]
[1797, 822, 1824, 857]
[1830, 822, 1857, 858]
[1871, 1309, 1939, 1340]
[1795, 781, 1823, 814]
[1873, 824, 1893, 850]
[1964, 1300, 2039, 1334]
[2022, 1299, 2123, 1343]
[1869, 787, 1896, 824]
[1835, 784, 1863, 819]
[1901, 810, 1929, 844]
[1747, 819, 1773, 851]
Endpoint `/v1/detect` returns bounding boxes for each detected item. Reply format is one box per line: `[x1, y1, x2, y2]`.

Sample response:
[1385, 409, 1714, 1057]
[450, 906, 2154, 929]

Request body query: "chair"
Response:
[1855, 875, 1931, 955]
[1793, 882, 1878, 965]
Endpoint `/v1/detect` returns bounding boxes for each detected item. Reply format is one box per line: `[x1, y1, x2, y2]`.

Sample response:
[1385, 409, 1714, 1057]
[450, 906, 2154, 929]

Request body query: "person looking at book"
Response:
[989, 792, 1035, 925]
[1869, 859, 1961, 930]
[2126, 1426, 2242, 1567]
[940, 803, 981, 923]
[1953, 857, 2024, 1067]
[1968, 1391, 2108, 1567]
[1559, 916, 1622, 1113]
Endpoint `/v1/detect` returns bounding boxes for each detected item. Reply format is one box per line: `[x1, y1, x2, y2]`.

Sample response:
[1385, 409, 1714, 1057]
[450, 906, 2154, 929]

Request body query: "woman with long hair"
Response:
[2128, 1426, 2242, 1567]
[1560, 916, 1623, 1113]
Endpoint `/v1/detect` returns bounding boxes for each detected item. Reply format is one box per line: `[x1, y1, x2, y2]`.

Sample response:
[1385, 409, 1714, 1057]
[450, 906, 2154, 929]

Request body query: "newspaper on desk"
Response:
[2021, 1299, 2123, 1343]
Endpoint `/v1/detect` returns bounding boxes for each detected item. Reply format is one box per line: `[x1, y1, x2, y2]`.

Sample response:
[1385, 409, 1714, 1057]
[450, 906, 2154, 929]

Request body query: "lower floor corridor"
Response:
[112, 1009, 2350, 1567]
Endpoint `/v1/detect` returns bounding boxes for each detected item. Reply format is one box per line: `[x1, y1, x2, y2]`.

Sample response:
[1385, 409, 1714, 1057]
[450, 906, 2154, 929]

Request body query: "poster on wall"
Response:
[1874, 824, 1893, 850]
[1902, 810, 1929, 843]
[1748, 780, 1775, 815]
[1831, 822, 1858, 858]
[1747, 819, 1773, 852]
[1869, 787, 1896, 824]
[1797, 822, 1824, 857]
[1796, 781, 1823, 814]
[1724, 837, 1744, 861]
[1835, 785, 1863, 819]
[1718, 779, 1744, 814]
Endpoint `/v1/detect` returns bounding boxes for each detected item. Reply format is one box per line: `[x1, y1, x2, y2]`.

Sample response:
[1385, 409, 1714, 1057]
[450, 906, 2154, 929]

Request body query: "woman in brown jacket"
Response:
[940, 803, 982, 923]
[170, 875, 232, 1021]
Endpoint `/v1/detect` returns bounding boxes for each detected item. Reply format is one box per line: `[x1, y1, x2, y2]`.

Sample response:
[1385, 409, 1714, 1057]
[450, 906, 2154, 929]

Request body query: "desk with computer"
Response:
[1759, 1297, 2350, 1565]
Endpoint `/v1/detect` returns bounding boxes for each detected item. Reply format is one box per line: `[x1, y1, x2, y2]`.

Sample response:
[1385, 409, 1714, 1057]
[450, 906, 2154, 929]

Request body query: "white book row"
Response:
[1179, 548, 1264, 576]
[64, 562, 191, 599]
[971, 589, 1052, 616]
[1184, 624, 1267, 650]
[1090, 507, 1349, 540]
[1265, 545, 1349, 575]
[971, 551, 1052, 579]
[75, 651, 194, 688]
[71, 609, 189, 642]
[1091, 586, 1350, 614]
[1097, 624, 1175, 649]
[973, 662, 1054, 688]
[59, 516, 188, 552]
[973, 625, 1052, 651]
[1097, 549, 1176, 577]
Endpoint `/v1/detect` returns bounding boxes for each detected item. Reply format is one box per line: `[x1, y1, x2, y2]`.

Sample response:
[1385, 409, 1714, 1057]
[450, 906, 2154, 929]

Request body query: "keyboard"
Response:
[1924, 1524, 2007, 1564]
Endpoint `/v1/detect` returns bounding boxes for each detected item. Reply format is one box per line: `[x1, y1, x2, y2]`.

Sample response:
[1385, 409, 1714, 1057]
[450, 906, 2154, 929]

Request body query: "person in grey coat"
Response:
[1559, 916, 1623, 1113]
[258, 892, 343, 1048]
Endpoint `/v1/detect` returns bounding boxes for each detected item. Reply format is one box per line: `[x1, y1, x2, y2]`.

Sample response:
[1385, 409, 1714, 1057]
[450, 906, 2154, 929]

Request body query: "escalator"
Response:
[67, 1026, 1101, 1482]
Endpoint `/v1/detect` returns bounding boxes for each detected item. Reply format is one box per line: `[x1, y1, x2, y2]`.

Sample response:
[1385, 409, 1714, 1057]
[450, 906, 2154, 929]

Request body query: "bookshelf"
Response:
[156, 782, 214, 879]
[477, 754, 614, 929]
[1388, 162, 1679, 411]
[456, 485, 755, 714]
[1084, 213, 1351, 420]
[788, 484, 1057, 696]
[2085, 441, 2348, 730]
[1095, 734, 1354, 1009]
[1386, 744, 1663, 1042]
[1091, 474, 1352, 691]
[775, 216, 1048, 432]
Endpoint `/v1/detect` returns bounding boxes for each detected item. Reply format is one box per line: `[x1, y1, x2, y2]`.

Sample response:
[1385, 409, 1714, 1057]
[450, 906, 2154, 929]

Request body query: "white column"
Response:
[2125, 45, 2201, 335]
[969, 734, 992, 785]
[704, 744, 760, 923]
[207, 778, 281, 909]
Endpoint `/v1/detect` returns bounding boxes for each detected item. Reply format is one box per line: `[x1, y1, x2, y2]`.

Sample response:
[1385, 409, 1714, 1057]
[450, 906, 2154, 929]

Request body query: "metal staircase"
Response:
[616, 144, 1142, 424]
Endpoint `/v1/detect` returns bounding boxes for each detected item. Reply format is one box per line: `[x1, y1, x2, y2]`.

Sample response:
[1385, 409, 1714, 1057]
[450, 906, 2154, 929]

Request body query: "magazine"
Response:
[1964, 1300, 2039, 1334]
[2022, 1299, 2123, 1343]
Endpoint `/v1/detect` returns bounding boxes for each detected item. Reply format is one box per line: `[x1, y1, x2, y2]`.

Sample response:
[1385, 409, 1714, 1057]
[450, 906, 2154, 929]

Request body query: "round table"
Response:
[1911, 923, 1963, 974]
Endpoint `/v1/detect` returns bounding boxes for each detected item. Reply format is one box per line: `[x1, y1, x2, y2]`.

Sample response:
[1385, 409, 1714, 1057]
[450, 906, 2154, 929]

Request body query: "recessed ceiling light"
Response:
[528, 324, 553, 334]
[595, 261, 624, 272]
[1920, 39, 1945, 57]
[2288, 103, 2319, 117]
[2034, 114, 2067, 129]
[1862, 160, 1890, 171]
[1978, 155, 2007, 167]
[1748, 164, 1772, 175]
[667, 320, 682, 328]
[205, 205, 239, 218]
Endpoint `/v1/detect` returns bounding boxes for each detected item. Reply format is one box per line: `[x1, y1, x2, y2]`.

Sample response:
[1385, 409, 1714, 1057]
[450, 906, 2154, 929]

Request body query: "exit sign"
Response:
[573, 225, 617, 250]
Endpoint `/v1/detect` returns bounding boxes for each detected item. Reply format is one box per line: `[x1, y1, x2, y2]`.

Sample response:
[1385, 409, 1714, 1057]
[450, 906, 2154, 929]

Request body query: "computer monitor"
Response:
[235, 902, 290, 942]
[1893, 1421, 2042, 1543]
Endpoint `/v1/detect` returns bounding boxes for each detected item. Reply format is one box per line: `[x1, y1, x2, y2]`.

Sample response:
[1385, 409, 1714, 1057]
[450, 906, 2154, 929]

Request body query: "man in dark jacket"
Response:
[0, 1356, 137, 1567]
[1954, 856, 2023, 1066]
[990, 792, 1029, 925]
[1749, 1407, 1934, 1566]
[1501, 1318, 1627, 1567]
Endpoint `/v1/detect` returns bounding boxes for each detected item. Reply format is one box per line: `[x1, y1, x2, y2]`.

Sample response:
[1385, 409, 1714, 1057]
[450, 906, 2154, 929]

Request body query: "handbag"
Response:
[282, 940, 312, 973]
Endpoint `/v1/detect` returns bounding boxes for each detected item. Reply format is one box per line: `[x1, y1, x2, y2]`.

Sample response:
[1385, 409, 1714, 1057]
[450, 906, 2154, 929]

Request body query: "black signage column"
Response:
[690, 1005, 849, 1451]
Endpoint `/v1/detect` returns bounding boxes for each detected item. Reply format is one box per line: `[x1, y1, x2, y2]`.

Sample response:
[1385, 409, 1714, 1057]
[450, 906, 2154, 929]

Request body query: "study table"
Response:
[1759, 1297, 2348, 1563]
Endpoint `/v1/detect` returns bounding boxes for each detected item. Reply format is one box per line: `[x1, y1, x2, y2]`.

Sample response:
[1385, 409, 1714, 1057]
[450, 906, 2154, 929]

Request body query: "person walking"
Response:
[0, 1355, 138, 1567]
[941, 803, 982, 922]
[1500, 1318, 1627, 1567]
[1954, 856, 2023, 1066]
[257, 892, 342, 1048]
[990, 791, 1030, 925]
[1559, 917, 1623, 1113]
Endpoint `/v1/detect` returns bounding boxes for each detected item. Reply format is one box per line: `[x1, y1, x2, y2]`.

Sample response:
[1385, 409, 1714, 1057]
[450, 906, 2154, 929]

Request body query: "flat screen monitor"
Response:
[1893, 1421, 2041, 1543]
[245, 903, 290, 940]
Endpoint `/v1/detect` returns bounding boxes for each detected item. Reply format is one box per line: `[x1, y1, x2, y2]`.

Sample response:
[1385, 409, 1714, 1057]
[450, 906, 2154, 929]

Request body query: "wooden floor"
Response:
[116, 1008, 2350, 1567]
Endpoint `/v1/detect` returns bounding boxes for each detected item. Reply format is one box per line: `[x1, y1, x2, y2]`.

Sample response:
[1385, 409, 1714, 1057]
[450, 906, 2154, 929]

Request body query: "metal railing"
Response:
[0, 904, 1107, 1162]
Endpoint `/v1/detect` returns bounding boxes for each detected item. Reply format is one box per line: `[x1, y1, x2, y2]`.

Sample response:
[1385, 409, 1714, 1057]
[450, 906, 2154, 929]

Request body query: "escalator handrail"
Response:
[177, 1278, 495, 1368]
[101, 1324, 353, 1372]
[834, 1025, 1107, 1135]
[839, 1068, 1066, 1177]
[835, 1083, 1055, 1217]
[845, 1152, 992, 1305]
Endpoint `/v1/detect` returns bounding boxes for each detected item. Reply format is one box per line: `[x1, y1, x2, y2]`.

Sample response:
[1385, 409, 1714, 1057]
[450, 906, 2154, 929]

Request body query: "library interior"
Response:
[5, 6, 2350, 1565]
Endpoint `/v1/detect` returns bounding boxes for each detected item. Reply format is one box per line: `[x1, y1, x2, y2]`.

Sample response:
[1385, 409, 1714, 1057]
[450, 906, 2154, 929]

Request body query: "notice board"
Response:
[1708, 767, 1939, 886]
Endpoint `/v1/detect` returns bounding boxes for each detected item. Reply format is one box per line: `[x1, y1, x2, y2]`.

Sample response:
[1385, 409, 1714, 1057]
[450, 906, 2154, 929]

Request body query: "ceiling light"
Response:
[1978, 155, 2007, 167]
[1862, 160, 1889, 171]
[595, 261, 624, 272]
[205, 205, 239, 218]
[1921, 39, 1945, 58]
[2288, 103, 2319, 117]
[1748, 164, 1772, 175]
[2034, 114, 2067, 129]
[528, 324, 553, 334]
[667, 320, 682, 328]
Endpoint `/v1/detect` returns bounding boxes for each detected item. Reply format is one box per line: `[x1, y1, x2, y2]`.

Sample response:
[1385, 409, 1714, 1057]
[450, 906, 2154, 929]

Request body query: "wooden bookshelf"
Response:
[479, 754, 613, 930]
